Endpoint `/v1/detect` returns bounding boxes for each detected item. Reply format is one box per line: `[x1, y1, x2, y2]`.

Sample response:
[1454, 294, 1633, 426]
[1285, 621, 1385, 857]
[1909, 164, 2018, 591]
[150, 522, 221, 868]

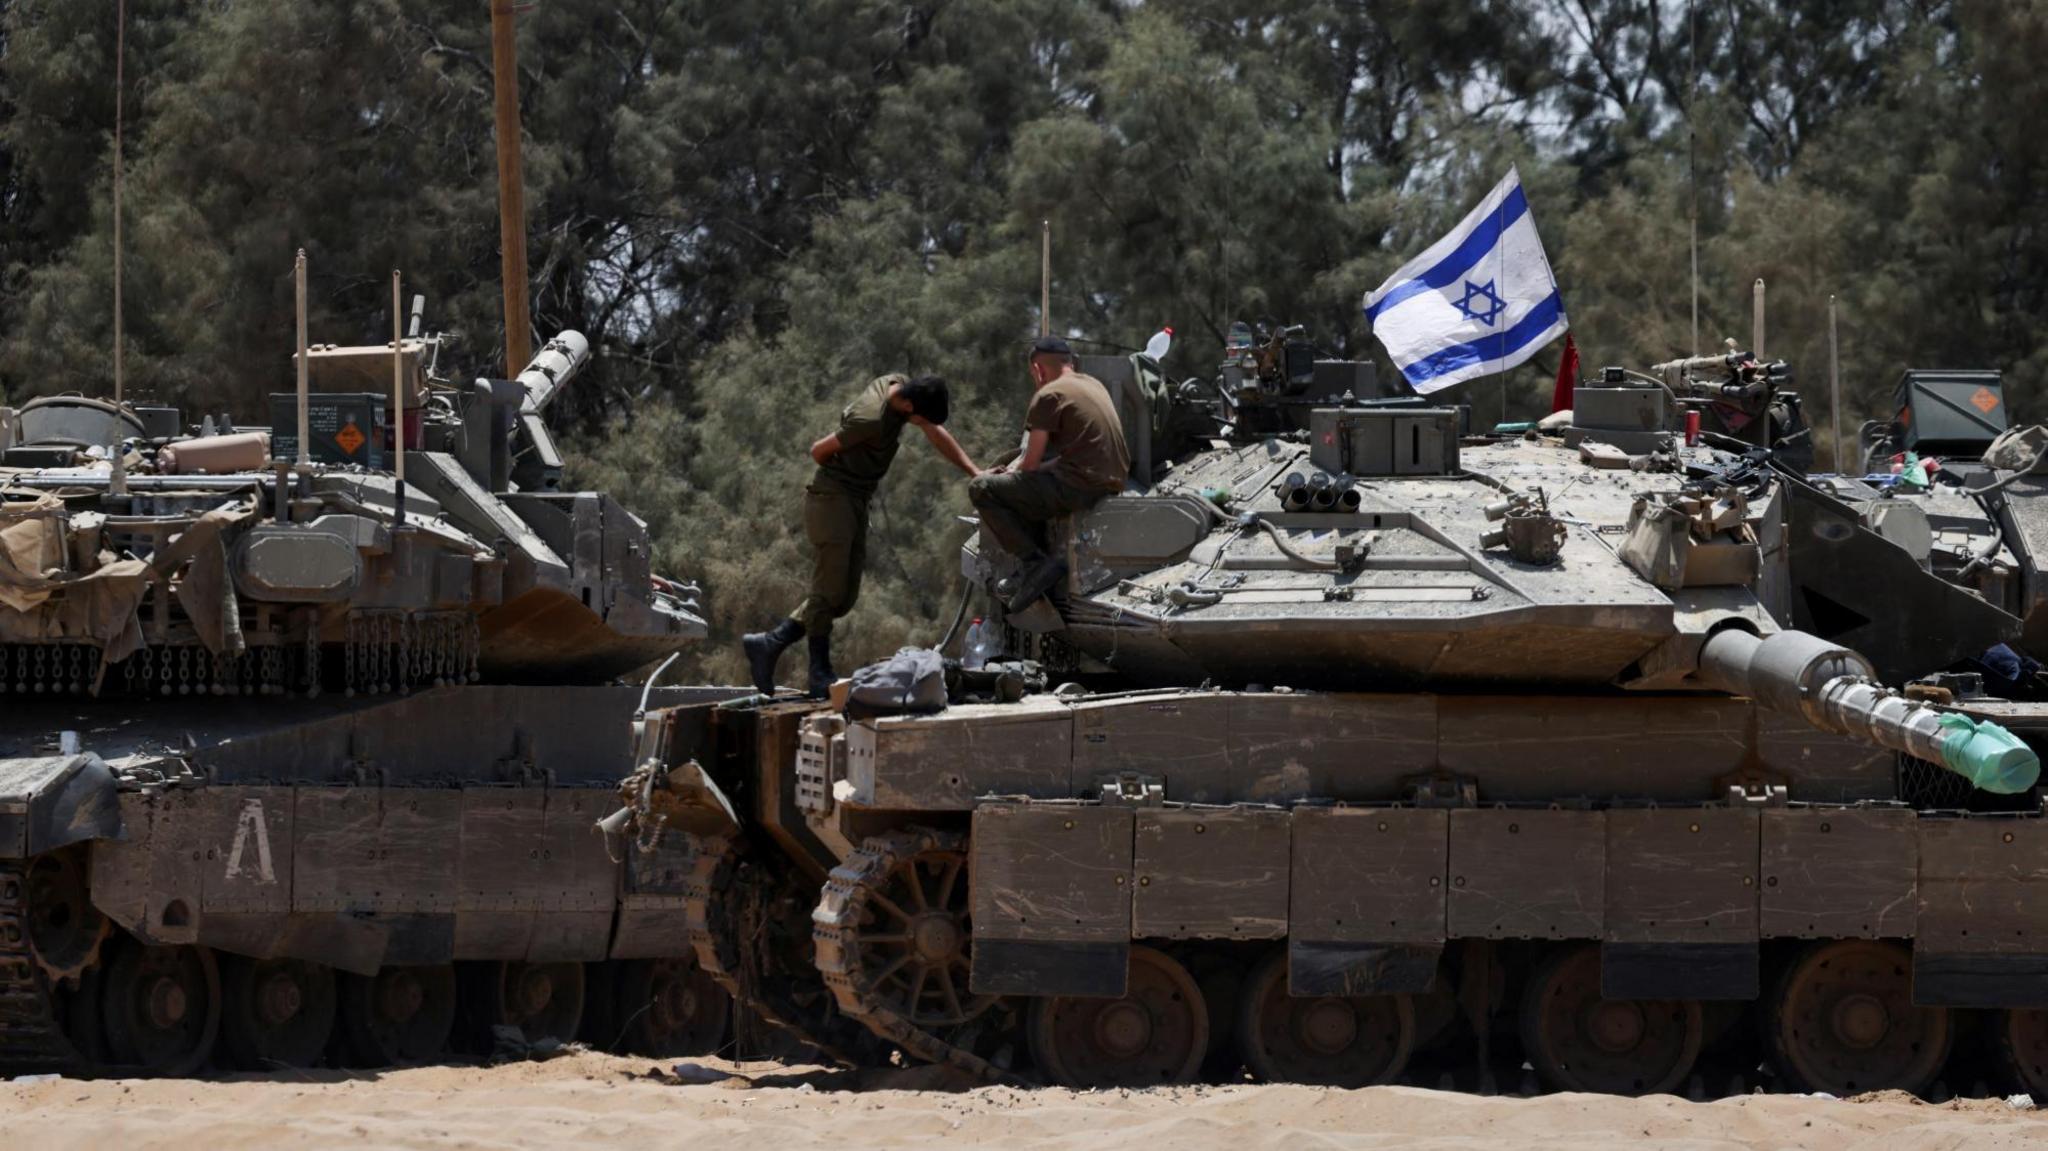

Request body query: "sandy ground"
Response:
[7, 1053, 2048, 1151]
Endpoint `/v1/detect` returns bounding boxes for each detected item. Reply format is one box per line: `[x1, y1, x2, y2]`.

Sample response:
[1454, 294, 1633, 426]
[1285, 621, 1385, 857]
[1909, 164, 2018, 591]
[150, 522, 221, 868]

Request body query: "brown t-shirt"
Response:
[814, 373, 909, 496]
[1026, 371, 1130, 492]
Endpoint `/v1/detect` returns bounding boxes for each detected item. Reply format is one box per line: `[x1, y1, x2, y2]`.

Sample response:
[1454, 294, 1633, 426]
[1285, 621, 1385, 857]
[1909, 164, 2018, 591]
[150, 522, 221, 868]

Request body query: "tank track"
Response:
[812, 829, 1019, 1086]
[0, 862, 81, 1074]
[680, 832, 865, 1067]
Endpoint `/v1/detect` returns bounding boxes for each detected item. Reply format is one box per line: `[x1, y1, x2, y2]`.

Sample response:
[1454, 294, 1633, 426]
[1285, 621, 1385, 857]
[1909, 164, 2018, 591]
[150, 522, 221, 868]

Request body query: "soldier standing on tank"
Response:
[744, 373, 980, 697]
[968, 337, 1131, 611]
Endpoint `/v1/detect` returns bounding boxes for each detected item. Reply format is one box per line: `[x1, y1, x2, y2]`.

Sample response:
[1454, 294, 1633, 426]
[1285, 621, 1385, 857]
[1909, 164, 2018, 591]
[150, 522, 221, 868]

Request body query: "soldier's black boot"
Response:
[742, 618, 804, 695]
[807, 634, 835, 700]
[1003, 551, 1068, 612]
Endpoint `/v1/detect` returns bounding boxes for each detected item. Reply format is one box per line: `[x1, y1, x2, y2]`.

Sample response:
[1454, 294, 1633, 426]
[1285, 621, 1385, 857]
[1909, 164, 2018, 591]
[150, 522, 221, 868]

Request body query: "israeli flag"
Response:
[1363, 168, 1567, 395]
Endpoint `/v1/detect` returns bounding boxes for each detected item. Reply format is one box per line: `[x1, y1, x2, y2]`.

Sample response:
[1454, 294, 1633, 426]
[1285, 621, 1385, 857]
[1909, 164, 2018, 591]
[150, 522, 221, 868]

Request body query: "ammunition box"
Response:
[1895, 369, 2006, 454]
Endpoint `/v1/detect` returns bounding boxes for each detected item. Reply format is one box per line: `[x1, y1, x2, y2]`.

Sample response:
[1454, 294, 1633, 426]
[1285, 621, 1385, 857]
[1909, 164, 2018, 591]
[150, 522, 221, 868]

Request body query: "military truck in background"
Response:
[621, 325, 2048, 1101]
[0, 312, 739, 1076]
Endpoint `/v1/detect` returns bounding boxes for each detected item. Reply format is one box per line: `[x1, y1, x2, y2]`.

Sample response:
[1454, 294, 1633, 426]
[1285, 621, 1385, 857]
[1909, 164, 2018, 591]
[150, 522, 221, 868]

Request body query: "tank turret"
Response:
[0, 319, 702, 696]
[943, 338, 2034, 789]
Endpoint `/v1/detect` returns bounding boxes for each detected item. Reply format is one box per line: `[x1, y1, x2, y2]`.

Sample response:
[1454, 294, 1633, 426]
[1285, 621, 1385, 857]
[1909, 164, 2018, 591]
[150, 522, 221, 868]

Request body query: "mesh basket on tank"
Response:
[1897, 752, 1979, 810]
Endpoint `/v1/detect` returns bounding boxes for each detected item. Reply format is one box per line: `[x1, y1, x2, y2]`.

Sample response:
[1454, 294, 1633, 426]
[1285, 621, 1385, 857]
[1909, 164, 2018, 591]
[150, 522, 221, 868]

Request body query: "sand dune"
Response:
[6, 1053, 2047, 1151]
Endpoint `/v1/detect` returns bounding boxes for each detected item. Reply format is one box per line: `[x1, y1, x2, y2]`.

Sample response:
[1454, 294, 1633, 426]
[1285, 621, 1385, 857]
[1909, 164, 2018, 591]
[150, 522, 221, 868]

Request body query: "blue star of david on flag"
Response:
[1455, 279, 1506, 327]
[1361, 168, 1568, 394]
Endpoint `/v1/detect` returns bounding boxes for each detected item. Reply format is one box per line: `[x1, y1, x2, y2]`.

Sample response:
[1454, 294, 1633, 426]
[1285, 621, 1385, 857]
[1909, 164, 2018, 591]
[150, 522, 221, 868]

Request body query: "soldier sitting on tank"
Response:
[744, 373, 981, 698]
[968, 336, 1131, 611]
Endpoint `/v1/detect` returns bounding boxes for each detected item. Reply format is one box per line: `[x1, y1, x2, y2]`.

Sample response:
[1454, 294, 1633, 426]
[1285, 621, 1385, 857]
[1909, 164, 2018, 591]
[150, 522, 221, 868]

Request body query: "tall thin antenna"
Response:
[112, 0, 126, 404]
[391, 269, 407, 526]
[294, 250, 310, 473]
[1687, 0, 1699, 356]
[1752, 278, 1765, 359]
[1752, 277, 1770, 450]
[1829, 295, 1843, 472]
[1039, 219, 1052, 337]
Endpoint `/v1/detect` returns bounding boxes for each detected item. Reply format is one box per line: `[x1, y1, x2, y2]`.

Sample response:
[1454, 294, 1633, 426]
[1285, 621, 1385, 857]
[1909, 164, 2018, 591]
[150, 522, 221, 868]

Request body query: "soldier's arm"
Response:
[810, 434, 842, 465]
[1017, 388, 1058, 473]
[912, 417, 980, 477]
[1016, 429, 1051, 472]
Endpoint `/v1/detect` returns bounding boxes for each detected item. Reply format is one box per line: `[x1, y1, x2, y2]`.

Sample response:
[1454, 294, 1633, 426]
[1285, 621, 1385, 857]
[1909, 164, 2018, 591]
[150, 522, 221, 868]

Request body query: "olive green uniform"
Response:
[792, 374, 908, 635]
[968, 371, 1130, 558]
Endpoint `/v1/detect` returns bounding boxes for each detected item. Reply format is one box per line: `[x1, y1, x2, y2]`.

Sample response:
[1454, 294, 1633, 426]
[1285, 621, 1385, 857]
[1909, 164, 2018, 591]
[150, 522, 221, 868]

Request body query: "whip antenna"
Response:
[1039, 219, 1052, 337]
[392, 269, 407, 526]
[1829, 295, 1844, 471]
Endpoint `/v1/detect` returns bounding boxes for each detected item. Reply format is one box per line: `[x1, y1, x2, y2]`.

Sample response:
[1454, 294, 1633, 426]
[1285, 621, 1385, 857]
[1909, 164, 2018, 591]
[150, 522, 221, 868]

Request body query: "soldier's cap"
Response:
[1028, 336, 1073, 358]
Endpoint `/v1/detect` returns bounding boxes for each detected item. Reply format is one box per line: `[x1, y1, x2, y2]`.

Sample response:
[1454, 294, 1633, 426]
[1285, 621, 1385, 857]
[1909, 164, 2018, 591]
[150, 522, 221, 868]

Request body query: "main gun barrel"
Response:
[1694, 628, 2040, 794]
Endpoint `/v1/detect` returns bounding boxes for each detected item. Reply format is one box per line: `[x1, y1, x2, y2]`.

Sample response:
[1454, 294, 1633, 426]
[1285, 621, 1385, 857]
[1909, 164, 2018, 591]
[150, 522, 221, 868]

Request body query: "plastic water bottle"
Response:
[962, 619, 985, 669]
[963, 619, 996, 669]
[1143, 326, 1173, 361]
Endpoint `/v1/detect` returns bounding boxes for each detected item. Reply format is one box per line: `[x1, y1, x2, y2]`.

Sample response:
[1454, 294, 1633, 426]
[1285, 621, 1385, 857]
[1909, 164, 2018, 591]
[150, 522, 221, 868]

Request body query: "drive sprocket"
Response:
[24, 849, 111, 985]
[681, 832, 868, 1066]
[813, 828, 1020, 1085]
[0, 861, 83, 1074]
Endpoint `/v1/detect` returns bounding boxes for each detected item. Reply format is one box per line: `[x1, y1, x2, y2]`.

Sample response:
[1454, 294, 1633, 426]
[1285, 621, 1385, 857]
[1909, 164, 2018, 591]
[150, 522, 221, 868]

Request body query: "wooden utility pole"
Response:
[113, 0, 126, 404]
[1686, 0, 1698, 356]
[490, 0, 531, 373]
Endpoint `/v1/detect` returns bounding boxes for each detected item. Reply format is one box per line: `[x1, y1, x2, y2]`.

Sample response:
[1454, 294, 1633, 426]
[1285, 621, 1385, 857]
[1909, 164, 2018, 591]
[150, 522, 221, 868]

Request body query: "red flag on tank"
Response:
[1550, 332, 1580, 414]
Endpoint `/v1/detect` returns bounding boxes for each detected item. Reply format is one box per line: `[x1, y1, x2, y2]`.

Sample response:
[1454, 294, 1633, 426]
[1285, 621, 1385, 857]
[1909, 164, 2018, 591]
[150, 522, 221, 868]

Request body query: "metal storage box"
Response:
[270, 392, 388, 468]
[1895, 369, 2006, 453]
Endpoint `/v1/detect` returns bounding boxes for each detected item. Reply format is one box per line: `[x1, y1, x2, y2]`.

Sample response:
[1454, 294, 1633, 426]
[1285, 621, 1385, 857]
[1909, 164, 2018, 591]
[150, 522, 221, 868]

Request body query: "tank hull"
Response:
[635, 691, 2048, 1098]
[1058, 612, 1675, 690]
[0, 685, 748, 1076]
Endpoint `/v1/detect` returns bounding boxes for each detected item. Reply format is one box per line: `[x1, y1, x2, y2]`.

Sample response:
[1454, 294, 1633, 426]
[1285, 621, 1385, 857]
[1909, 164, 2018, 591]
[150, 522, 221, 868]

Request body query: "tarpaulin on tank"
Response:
[0, 492, 150, 659]
[154, 500, 253, 655]
[0, 492, 67, 611]
[0, 492, 255, 660]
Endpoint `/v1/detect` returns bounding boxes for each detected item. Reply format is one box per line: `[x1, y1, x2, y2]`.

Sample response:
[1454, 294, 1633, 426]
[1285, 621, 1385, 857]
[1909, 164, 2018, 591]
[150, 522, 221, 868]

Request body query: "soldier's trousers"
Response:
[967, 469, 1104, 560]
[791, 483, 869, 636]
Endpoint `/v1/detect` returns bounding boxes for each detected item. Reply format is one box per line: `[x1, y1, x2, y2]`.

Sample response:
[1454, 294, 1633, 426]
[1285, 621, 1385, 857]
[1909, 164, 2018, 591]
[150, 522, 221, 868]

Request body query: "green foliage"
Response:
[9, 0, 2048, 676]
